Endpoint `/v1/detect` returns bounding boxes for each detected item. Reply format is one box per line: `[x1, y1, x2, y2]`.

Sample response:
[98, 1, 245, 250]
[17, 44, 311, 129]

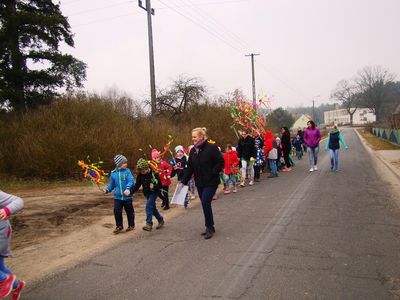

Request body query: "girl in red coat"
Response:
[152, 149, 173, 210]
[223, 144, 239, 194]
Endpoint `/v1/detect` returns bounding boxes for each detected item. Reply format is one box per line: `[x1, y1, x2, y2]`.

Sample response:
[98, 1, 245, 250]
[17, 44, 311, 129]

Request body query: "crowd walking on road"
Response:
[100, 122, 351, 242]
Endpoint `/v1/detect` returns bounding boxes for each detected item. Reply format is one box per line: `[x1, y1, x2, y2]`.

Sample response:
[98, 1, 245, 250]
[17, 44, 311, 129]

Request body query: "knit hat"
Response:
[151, 149, 161, 160]
[136, 158, 149, 170]
[255, 139, 261, 145]
[175, 145, 184, 153]
[114, 154, 127, 167]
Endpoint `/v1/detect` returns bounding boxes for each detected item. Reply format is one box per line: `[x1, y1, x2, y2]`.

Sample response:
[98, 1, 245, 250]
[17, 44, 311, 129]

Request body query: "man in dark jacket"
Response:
[236, 129, 256, 186]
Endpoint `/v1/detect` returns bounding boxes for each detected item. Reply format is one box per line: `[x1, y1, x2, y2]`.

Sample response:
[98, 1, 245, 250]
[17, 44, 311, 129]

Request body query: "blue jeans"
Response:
[307, 146, 319, 168]
[0, 256, 18, 288]
[329, 149, 340, 171]
[145, 193, 163, 225]
[224, 174, 237, 190]
[197, 186, 218, 228]
[269, 159, 277, 175]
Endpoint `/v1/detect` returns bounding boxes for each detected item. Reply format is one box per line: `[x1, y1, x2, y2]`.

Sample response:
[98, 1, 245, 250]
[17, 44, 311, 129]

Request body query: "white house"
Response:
[324, 108, 376, 125]
[291, 114, 312, 130]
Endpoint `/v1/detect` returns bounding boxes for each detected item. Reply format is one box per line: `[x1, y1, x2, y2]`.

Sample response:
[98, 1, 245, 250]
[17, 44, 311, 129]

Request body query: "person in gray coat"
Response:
[0, 191, 25, 299]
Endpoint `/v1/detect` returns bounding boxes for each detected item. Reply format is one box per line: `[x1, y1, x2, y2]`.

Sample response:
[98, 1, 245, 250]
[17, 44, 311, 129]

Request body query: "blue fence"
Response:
[372, 128, 400, 145]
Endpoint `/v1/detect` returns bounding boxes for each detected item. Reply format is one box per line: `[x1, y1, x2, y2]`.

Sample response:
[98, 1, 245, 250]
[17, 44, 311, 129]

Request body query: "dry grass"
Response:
[0, 96, 236, 180]
[357, 129, 400, 151]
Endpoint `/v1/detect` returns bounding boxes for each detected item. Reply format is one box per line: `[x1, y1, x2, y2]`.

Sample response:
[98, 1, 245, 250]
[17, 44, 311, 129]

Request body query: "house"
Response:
[291, 114, 312, 131]
[324, 108, 376, 125]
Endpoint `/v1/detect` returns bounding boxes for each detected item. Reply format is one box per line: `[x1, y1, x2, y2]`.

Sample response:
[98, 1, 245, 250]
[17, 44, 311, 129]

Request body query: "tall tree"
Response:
[0, 0, 86, 111]
[266, 107, 294, 132]
[331, 79, 359, 126]
[356, 66, 395, 122]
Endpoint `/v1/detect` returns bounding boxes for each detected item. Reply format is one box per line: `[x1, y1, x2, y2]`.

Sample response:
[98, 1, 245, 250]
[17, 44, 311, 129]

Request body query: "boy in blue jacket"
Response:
[105, 154, 135, 234]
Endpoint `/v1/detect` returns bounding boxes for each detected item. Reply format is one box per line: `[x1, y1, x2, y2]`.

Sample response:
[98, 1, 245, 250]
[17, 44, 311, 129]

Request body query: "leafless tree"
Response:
[331, 80, 359, 126]
[356, 65, 395, 122]
[149, 75, 207, 117]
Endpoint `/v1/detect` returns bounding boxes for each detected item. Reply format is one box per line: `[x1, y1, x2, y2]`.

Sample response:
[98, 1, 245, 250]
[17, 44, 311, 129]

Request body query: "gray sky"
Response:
[60, 0, 400, 108]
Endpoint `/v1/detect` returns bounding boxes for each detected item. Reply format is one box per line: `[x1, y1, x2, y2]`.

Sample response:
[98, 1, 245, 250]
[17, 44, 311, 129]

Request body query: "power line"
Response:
[157, 0, 245, 54]
[179, 0, 251, 51]
[155, 0, 251, 10]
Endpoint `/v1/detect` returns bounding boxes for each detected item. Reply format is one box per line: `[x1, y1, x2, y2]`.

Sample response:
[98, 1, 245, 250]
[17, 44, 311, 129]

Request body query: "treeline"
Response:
[0, 94, 235, 180]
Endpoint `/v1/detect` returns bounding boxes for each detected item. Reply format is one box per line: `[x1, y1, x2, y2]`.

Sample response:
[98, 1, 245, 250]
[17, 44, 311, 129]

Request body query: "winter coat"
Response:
[325, 129, 349, 150]
[181, 140, 224, 188]
[281, 131, 292, 155]
[131, 168, 162, 198]
[263, 131, 275, 156]
[254, 148, 265, 167]
[223, 151, 239, 175]
[237, 135, 256, 161]
[0, 191, 24, 257]
[292, 135, 303, 151]
[171, 156, 187, 181]
[157, 160, 173, 186]
[106, 168, 135, 201]
[304, 128, 321, 148]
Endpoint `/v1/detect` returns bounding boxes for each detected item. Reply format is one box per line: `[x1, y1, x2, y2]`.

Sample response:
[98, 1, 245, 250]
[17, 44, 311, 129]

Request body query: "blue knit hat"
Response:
[114, 154, 127, 167]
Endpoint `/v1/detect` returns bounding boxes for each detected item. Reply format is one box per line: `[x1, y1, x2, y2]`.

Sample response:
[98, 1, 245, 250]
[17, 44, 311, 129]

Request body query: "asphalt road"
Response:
[26, 129, 400, 299]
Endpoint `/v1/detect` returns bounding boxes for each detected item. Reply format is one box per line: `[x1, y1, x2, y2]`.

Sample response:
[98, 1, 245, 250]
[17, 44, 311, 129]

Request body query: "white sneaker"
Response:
[309, 168, 314, 172]
[249, 180, 254, 185]
[314, 165, 318, 171]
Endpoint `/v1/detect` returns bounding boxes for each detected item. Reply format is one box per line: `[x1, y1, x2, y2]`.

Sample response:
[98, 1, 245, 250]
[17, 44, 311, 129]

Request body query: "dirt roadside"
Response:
[5, 182, 200, 286]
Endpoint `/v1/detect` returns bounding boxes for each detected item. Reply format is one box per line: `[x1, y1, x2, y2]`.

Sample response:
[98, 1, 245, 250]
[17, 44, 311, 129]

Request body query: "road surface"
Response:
[26, 129, 400, 299]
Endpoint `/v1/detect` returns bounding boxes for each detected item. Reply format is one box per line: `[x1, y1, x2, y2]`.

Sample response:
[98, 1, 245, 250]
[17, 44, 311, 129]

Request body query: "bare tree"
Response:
[151, 75, 207, 117]
[356, 66, 395, 122]
[331, 80, 359, 126]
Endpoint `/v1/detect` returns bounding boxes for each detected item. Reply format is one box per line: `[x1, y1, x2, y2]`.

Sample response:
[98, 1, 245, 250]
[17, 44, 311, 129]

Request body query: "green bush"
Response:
[0, 96, 235, 180]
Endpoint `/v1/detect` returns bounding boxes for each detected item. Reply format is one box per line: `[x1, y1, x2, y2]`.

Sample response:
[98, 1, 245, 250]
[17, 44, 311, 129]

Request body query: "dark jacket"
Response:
[281, 131, 292, 154]
[237, 135, 256, 160]
[131, 168, 162, 198]
[181, 140, 224, 188]
[171, 156, 187, 181]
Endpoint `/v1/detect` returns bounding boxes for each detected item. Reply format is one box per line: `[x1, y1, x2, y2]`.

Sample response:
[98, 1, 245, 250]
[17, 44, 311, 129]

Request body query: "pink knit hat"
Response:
[151, 149, 161, 160]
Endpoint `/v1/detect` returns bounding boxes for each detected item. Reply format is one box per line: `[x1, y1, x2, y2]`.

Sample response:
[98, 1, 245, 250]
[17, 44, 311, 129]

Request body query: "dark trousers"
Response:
[159, 185, 170, 208]
[114, 199, 135, 228]
[197, 186, 218, 228]
[254, 165, 261, 180]
[283, 151, 291, 168]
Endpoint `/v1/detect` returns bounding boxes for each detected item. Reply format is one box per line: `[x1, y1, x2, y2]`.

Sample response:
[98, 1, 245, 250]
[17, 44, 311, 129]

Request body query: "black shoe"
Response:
[204, 228, 214, 239]
[201, 226, 215, 236]
[267, 174, 275, 178]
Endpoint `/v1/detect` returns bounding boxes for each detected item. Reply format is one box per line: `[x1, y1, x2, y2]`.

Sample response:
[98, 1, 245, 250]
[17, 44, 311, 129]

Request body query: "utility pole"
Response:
[312, 99, 315, 121]
[312, 95, 320, 122]
[139, 0, 156, 116]
[245, 53, 260, 106]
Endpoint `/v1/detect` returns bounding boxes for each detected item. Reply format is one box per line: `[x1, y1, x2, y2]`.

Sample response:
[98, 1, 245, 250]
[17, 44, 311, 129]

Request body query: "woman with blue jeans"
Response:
[304, 120, 321, 172]
[181, 127, 224, 239]
[325, 125, 349, 171]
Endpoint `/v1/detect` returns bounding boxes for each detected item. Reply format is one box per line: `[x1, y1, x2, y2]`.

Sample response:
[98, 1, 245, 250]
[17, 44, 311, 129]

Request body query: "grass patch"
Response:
[357, 129, 400, 151]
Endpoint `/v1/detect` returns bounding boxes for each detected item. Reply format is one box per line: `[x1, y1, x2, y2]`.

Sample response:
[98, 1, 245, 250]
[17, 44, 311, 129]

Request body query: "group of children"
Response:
[105, 145, 195, 234]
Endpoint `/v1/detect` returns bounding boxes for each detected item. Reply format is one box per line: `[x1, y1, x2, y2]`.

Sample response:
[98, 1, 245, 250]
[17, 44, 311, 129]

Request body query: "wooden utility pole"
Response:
[245, 53, 260, 106]
[139, 0, 156, 116]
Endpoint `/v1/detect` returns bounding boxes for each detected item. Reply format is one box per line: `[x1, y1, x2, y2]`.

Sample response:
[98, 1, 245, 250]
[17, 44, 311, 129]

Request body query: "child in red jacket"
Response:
[152, 149, 173, 210]
[223, 144, 239, 194]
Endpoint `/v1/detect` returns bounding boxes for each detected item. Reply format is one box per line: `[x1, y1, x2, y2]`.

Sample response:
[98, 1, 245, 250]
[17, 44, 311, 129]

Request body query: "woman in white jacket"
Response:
[0, 191, 24, 299]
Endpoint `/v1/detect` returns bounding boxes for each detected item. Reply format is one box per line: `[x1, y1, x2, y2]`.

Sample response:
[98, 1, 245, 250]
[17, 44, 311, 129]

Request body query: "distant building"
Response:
[324, 108, 376, 125]
[291, 114, 312, 131]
